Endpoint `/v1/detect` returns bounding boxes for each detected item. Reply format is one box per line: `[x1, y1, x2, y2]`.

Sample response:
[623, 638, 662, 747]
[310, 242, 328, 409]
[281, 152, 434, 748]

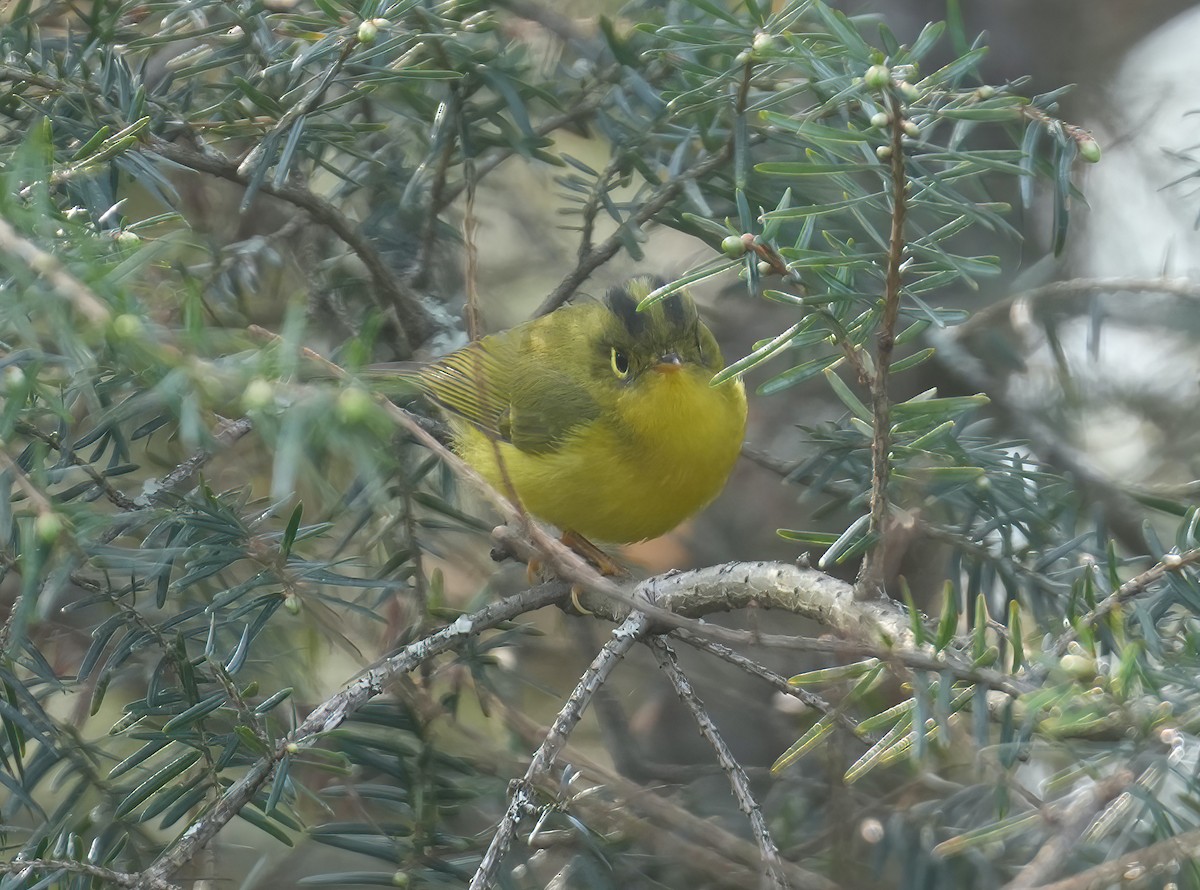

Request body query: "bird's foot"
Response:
[560, 530, 629, 615]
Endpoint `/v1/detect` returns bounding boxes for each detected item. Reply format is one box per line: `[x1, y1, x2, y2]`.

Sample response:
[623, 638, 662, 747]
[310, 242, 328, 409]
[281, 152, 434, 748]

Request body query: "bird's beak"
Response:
[653, 352, 683, 373]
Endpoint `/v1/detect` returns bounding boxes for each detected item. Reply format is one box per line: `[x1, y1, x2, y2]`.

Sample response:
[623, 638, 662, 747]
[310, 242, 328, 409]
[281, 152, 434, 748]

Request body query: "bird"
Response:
[414, 275, 747, 554]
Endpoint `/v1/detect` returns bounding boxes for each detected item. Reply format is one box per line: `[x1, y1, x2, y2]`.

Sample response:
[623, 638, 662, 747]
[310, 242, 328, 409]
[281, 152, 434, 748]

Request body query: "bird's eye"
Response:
[610, 348, 630, 378]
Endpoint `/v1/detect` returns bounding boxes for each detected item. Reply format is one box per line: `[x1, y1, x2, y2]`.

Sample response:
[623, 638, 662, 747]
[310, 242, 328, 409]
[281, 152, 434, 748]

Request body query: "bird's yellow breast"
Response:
[455, 367, 746, 543]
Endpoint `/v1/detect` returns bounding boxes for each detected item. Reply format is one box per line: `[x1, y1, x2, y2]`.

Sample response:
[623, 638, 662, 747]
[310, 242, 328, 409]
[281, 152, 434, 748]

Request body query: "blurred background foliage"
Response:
[5, 0, 1200, 888]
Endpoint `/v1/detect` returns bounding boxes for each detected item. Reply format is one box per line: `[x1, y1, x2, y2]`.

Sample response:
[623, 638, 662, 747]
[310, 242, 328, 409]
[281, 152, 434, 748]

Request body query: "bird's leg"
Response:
[560, 529, 628, 614]
[561, 529, 628, 577]
[518, 531, 627, 612]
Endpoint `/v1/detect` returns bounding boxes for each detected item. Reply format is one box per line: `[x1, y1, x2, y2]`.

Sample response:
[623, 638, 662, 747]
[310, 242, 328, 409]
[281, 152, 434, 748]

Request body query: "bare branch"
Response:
[436, 90, 609, 213]
[2, 860, 178, 890]
[650, 636, 790, 890]
[1019, 103, 1099, 152]
[954, 276, 1200, 338]
[134, 417, 254, 508]
[0, 447, 61, 655]
[468, 612, 652, 890]
[671, 629, 872, 740]
[132, 582, 567, 889]
[0, 448, 55, 517]
[236, 38, 358, 179]
[14, 421, 138, 510]
[404, 667, 839, 890]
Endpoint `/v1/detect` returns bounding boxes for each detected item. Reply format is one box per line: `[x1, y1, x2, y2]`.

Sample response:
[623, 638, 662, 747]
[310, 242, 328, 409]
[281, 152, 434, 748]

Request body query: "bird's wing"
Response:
[417, 342, 509, 438]
[419, 333, 599, 455]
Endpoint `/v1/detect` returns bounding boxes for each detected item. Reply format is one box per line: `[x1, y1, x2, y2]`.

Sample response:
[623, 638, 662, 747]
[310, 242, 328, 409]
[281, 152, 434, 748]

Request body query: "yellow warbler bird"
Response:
[416, 276, 747, 545]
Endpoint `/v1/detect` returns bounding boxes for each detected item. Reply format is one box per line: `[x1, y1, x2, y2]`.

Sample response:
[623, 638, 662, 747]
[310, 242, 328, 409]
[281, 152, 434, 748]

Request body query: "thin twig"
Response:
[435, 89, 610, 213]
[1019, 103, 1097, 147]
[857, 91, 908, 599]
[15, 421, 138, 510]
[0, 448, 60, 655]
[461, 98, 483, 341]
[0, 448, 55, 516]
[131, 582, 568, 889]
[733, 242, 879, 386]
[509, 704, 841, 889]
[468, 612, 652, 890]
[671, 629, 873, 741]
[566, 621, 648, 779]
[492, 0, 593, 47]
[152, 141, 431, 353]
[1, 860, 178, 890]
[401, 649, 840, 890]
[0, 216, 111, 325]
[649, 636, 790, 890]
[534, 146, 734, 315]
[740, 444, 800, 478]
[580, 761, 841, 890]
[236, 38, 358, 179]
[134, 417, 254, 508]
[1041, 546, 1200, 665]
[575, 154, 623, 263]
[414, 101, 457, 288]
[400, 481, 429, 634]
[826, 315, 875, 389]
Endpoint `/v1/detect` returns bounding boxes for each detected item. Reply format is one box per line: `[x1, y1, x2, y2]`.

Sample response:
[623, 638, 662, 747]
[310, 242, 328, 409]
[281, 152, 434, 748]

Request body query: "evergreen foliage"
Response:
[0, 0, 1192, 888]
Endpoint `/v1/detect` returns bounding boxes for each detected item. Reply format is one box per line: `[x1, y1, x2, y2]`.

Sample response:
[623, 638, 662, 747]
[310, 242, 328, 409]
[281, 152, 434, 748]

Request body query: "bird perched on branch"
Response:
[415, 276, 747, 554]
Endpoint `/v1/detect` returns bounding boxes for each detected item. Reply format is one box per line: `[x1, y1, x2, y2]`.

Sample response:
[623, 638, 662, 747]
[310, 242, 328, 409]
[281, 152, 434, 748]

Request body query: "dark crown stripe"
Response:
[605, 284, 647, 337]
[660, 291, 689, 331]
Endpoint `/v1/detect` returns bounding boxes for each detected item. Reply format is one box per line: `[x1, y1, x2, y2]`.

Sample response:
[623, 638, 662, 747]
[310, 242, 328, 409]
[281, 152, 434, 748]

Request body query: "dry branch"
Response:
[468, 612, 652, 890]
[650, 636, 790, 890]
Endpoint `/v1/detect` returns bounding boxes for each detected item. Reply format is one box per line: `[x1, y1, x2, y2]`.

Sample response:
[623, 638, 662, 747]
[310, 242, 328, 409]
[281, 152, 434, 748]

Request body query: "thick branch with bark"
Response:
[124, 547, 932, 889]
